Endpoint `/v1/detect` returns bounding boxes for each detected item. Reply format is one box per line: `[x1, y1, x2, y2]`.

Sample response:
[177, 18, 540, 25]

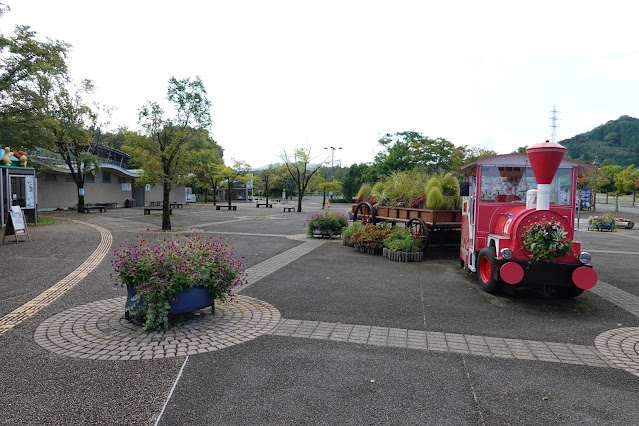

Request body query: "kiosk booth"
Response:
[1, 165, 37, 228]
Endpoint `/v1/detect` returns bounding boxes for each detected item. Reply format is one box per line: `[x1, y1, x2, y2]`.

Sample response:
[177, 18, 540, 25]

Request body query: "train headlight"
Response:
[500, 248, 513, 260]
[578, 252, 592, 264]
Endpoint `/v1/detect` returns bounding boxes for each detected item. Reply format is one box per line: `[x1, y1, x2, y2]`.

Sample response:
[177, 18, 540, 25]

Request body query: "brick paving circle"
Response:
[34, 295, 280, 361]
[594, 327, 639, 377]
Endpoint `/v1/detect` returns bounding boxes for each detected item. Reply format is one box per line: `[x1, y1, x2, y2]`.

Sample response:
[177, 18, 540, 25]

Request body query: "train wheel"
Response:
[408, 218, 429, 252]
[477, 247, 503, 293]
[555, 286, 585, 298]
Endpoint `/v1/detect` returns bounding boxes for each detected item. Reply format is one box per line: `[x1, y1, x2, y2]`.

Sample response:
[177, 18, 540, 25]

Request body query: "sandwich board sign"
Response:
[3, 205, 31, 243]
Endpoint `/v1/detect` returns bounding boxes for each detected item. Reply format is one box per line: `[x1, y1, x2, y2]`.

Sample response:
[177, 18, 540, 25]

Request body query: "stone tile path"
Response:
[34, 295, 280, 361]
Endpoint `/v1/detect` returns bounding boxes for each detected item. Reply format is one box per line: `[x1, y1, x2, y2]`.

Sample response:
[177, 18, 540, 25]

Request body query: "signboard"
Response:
[79, 188, 85, 196]
[145, 184, 151, 191]
[25, 176, 35, 208]
[579, 189, 592, 210]
[122, 183, 132, 191]
[3, 206, 30, 243]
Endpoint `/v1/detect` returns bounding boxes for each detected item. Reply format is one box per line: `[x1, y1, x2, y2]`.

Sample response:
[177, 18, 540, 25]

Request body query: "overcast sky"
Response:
[4, 1, 639, 168]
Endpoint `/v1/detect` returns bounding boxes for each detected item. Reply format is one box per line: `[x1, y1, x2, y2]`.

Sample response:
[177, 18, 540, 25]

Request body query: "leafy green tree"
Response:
[340, 163, 370, 201]
[280, 148, 324, 212]
[189, 137, 224, 204]
[125, 76, 212, 230]
[0, 25, 70, 147]
[254, 164, 282, 205]
[374, 131, 457, 176]
[614, 165, 638, 211]
[220, 160, 251, 208]
[599, 163, 622, 204]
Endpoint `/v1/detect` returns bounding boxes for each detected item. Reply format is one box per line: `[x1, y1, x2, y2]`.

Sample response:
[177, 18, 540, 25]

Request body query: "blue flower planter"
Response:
[125, 284, 215, 316]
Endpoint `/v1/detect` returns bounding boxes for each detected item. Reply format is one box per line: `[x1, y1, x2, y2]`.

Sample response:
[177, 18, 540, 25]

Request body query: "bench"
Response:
[256, 203, 273, 208]
[216, 205, 237, 211]
[169, 202, 185, 208]
[149, 201, 162, 206]
[144, 207, 172, 215]
[83, 205, 106, 213]
[283, 207, 295, 212]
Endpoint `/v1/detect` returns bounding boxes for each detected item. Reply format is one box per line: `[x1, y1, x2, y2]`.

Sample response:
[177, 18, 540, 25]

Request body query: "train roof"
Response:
[452, 153, 598, 176]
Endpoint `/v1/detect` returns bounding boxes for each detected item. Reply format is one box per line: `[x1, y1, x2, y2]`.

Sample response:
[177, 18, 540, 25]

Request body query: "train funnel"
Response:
[526, 141, 566, 210]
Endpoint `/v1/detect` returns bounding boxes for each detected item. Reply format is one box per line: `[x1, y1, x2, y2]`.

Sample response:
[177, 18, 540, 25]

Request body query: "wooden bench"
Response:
[216, 205, 237, 211]
[283, 207, 295, 212]
[169, 202, 185, 208]
[144, 207, 172, 215]
[149, 201, 162, 206]
[83, 205, 106, 213]
[256, 203, 273, 208]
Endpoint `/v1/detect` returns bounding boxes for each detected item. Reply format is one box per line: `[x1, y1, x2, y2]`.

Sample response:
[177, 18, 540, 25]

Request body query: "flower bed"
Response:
[306, 210, 349, 238]
[112, 231, 247, 331]
[350, 222, 394, 254]
[588, 213, 617, 231]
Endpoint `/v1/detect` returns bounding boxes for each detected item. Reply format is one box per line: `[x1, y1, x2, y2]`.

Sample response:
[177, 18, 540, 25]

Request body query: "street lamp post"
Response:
[323, 147, 342, 209]
[592, 156, 599, 212]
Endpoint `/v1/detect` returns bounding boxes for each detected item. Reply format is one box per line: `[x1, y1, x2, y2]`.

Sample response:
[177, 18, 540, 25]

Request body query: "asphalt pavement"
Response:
[1, 197, 638, 425]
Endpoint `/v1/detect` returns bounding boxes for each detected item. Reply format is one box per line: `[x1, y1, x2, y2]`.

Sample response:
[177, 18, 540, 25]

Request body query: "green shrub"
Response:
[441, 173, 459, 197]
[341, 220, 364, 239]
[588, 213, 617, 230]
[357, 183, 372, 200]
[371, 181, 388, 206]
[424, 177, 443, 199]
[426, 186, 446, 210]
[384, 228, 421, 252]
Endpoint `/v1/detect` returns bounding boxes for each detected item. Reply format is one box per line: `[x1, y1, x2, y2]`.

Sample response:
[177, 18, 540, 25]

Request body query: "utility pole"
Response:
[323, 146, 342, 208]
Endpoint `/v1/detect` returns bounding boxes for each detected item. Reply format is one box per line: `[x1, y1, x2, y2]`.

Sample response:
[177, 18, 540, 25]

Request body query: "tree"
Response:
[599, 163, 622, 204]
[190, 139, 224, 204]
[220, 160, 251, 208]
[280, 148, 324, 212]
[340, 163, 370, 201]
[0, 25, 70, 146]
[254, 165, 281, 206]
[125, 76, 212, 230]
[614, 164, 638, 211]
[374, 131, 457, 176]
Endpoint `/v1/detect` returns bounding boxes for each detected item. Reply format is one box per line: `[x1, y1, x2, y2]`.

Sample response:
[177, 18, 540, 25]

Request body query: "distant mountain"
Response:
[560, 115, 639, 167]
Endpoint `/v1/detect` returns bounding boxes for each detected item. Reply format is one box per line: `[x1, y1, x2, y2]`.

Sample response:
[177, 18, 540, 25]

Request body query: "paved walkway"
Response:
[11, 216, 637, 380]
[2, 202, 639, 424]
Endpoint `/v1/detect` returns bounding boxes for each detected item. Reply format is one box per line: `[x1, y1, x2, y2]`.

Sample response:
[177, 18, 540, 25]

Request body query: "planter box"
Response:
[354, 246, 383, 255]
[125, 284, 215, 316]
[616, 221, 635, 229]
[383, 248, 423, 262]
[352, 204, 461, 224]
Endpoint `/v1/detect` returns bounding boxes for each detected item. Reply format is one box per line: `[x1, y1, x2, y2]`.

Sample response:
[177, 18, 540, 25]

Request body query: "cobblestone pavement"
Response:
[34, 295, 280, 361]
[22, 216, 639, 379]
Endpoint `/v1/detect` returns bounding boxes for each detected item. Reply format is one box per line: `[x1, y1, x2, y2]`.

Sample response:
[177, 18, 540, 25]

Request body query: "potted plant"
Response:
[588, 213, 617, 231]
[111, 231, 247, 331]
[306, 210, 349, 238]
[615, 217, 635, 229]
[383, 227, 423, 262]
[341, 220, 364, 246]
[520, 220, 573, 261]
[350, 222, 393, 255]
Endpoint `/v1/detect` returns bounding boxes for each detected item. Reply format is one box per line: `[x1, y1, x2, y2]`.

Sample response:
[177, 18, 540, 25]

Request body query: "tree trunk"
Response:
[162, 181, 171, 230]
[615, 194, 619, 212]
[322, 191, 326, 209]
[633, 191, 636, 207]
[606, 191, 609, 203]
[204, 188, 208, 203]
[227, 181, 232, 208]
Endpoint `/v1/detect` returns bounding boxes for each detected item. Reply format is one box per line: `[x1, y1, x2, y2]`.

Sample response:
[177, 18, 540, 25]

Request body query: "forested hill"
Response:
[559, 115, 639, 166]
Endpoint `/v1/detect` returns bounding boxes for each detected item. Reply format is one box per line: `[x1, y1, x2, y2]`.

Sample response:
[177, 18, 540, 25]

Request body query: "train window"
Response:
[480, 166, 572, 205]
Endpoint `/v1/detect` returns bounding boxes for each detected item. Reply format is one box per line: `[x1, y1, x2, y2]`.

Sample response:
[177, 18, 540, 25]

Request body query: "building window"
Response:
[85, 173, 95, 183]
[102, 171, 111, 183]
[118, 176, 125, 184]
[45, 173, 57, 182]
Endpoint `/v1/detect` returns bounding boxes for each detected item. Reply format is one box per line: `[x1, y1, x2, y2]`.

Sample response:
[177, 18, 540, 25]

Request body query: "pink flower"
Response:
[559, 238, 565, 243]
[550, 248, 557, 252]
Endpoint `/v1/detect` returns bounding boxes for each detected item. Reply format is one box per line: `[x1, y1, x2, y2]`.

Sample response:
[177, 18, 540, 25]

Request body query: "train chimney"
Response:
[526, 141, 566, 210]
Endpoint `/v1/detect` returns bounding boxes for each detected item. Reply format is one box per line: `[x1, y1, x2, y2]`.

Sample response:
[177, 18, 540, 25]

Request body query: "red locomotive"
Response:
[457, 141, 598, 297]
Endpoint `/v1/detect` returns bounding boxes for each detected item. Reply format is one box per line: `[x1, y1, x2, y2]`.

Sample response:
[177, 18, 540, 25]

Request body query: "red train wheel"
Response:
[477, 247, 503, 293]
